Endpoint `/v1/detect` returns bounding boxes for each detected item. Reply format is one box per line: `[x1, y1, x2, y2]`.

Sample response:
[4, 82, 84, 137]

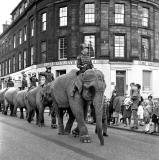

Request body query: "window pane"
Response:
[58, 38, 67, 59]
[59, 7, 67, 26]
[84, 35, 95, 58]
[114, 35, 125, 57]
[115, 4, 124, 24]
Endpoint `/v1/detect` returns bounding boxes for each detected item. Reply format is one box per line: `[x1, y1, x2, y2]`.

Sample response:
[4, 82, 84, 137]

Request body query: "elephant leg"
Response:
[57, 108, 64, 134]
[20, 108, 24, 119]
[69, 97, 91, 143]
[35, 108, 39, 126]
[4, 99, 8, 115]
[38, 105, 45, 127]
[64, 108, 75, 134]
[10, 105, 14, 116]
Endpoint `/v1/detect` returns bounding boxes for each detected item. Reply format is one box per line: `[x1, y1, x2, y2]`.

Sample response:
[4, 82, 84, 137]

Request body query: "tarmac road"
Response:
[0, 113, 158, 160]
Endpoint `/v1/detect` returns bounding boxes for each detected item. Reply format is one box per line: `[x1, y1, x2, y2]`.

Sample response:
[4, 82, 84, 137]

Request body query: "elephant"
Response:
[13, 89, 28, 119]
[4, 87, 19, 116]
[0, 88, 7, 113]
[48, 69, 106, 145]
[25, 84, 56, 127]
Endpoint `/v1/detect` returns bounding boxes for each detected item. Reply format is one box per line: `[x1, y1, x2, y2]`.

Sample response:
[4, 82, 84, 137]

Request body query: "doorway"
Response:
[116, 71, 126, 96]
[56, 70, 66, 77]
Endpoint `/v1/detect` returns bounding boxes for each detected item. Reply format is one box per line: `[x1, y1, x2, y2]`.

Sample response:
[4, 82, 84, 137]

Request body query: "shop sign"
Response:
[134, 60, 159, 67]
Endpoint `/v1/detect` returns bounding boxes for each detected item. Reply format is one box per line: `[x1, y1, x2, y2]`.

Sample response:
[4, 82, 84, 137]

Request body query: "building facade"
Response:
[1, 0, 159, 98]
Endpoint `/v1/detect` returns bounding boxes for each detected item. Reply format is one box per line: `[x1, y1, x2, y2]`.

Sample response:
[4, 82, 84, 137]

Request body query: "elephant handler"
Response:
[77, 43, 94, 74]
[21, 72, 28, 90]
[39, 66, 57, 128]
[7, 76, 14, 88]
[39, 66, 54, 85]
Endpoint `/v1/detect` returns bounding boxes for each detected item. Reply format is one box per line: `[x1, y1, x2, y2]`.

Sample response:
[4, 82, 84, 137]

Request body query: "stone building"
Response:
[0, 0, 159, 98]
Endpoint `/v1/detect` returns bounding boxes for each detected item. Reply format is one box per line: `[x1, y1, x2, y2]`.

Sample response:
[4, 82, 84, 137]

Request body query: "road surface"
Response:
[0, 114, 158, 160]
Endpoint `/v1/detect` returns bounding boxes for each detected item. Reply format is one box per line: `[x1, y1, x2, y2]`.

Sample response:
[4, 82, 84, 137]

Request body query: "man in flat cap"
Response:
[77, 43, 93, 74]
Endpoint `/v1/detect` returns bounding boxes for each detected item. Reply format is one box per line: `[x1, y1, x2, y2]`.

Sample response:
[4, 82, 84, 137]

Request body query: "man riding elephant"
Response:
[21, 72, 28, 90]
[39, 66, 57, 128]
[7, 76, 14, 88]
[45, 68, 106, 145]
[28, 72, 38, 91]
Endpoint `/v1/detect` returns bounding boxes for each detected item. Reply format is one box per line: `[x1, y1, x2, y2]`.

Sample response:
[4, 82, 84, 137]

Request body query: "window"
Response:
[31, 46, 34, 65]
[19, 30, 22, 44]
[59, 7, 67, 26]
[8, 59, 11, 74]
[19, 54, 22, 70]
[85, 3, 95, 24]
[23, 50, 27, 68]
[30, 19, 34, 37]
[115, 4, 125, 24]
[24, 25, 27, 41]
[84, 35, 95, 58]
[13, 35, 16, 48]
[13, 56, 16, 72]
[141, 37, 149, 59]
[142, 7, 149, 27]
[114, 35, 125, 58]
[41, 42, 47, 63]
[5, 61, 7, 75]
[2, 62, 4, 76]
[41, 13, 47, 31]
[143, 70, 152, 91]
[58, 38, 67, 60]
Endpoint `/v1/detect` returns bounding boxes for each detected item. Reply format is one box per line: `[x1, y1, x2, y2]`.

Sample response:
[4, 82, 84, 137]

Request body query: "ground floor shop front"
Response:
[1, 60, 159, 99]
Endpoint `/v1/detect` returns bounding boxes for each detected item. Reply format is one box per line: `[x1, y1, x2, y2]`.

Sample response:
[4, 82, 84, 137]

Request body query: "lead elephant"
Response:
[4, 87, 19, 116]
[49, 69, 106, 145]
[26, 84, 56, 127]
[0, 88, 7, 113]
[13, 89, 28, 119]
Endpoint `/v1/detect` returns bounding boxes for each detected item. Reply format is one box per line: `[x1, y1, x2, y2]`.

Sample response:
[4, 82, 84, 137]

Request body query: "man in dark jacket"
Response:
[21, 72, 28, 90]
[7, 76, 14, 88]
[77, 43, 93, 74]
[39, 66, 54, 84]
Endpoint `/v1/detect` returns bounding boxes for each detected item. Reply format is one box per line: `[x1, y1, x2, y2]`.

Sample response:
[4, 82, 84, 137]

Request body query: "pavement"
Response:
[0, 112, 159, 160]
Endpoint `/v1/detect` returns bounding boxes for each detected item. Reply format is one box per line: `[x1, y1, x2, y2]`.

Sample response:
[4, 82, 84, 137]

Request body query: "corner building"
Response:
[1, 0, 159, 98]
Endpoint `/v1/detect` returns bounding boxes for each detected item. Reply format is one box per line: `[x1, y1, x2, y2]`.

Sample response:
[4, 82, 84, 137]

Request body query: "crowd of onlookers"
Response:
[87, 83, 159, 134]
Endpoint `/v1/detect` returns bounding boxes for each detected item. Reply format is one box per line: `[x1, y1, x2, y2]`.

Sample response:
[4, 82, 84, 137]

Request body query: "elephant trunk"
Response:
[93, 92, 104, 145]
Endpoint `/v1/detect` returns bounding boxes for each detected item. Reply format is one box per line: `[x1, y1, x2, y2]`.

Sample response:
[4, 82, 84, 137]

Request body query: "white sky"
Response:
[0, 0, 20, 34]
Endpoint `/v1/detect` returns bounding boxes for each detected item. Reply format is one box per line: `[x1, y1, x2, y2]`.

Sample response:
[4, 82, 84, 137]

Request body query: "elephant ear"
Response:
[70, 74, 83, 97]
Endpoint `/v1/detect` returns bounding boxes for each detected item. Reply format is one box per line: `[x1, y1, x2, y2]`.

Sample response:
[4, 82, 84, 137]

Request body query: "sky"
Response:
[0, 0, 20, 34]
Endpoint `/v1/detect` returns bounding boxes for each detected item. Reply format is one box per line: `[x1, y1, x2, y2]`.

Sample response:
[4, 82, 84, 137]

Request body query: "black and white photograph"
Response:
[0, 0, 158, 160]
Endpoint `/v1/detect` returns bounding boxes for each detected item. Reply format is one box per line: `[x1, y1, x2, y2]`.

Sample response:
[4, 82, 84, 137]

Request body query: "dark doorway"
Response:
[56, 70, 66, 77]
[116, 71, 126, 96]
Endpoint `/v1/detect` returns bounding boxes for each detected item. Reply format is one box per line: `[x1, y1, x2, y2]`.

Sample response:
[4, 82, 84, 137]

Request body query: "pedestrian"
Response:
[123, 95, 132, 127]
[151, 100, 159, 134]
[108, 90, 117, 125]
[39, 66, 54, 85]
[77, 43, 93, 74]
[130, 83, 141, 129]
[113, 95, 122, 126]
[137, 101, 144, 126]
[21, 72, 28, 90]
[143, 100, 153, 133]
[6, 76, 14, 88]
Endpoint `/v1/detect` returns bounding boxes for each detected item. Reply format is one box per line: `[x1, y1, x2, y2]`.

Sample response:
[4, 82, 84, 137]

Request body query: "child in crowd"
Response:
[137, 101, 144, 126]
[123, 95, 132, 127]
